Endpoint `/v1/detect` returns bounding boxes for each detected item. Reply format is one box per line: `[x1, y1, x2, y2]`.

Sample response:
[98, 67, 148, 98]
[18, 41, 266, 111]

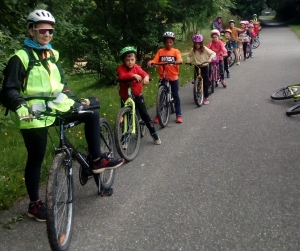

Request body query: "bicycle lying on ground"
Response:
[185, 62, 210, 107]
[22, 105, 116, 251]
[151, 62, 178, 128]
[270, 84, 300, 116]
[114, 80, 146, 162]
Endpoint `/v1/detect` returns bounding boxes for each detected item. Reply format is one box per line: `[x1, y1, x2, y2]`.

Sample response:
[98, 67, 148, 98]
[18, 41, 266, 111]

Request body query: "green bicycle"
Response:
[270, 85, 300, 101]
[114, 81, 146, 162]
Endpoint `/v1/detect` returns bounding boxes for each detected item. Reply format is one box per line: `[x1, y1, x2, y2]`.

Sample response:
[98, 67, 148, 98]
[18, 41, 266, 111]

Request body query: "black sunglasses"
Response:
[34, 28, 54, 35]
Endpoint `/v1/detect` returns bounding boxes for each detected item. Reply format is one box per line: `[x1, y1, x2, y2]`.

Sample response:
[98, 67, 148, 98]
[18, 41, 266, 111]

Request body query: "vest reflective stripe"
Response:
[13, 48, 75, 129]
[22, 92, 62, 99]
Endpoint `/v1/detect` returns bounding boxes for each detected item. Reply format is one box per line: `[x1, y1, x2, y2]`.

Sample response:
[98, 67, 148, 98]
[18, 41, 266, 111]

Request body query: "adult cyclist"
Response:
[0, 9, 124, 222]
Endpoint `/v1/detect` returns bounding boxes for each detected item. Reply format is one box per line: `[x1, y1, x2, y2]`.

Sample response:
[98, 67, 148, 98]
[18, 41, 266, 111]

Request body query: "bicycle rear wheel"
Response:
[194, 78, 204, 107]
[156, 86, 170, 127]
[139, 119, 146, 138]
[229, 51, 236, 68]
[286, 103, 300, 116]
[114, 106, 141, 161]
[246, 44, 251, 58]
[208, 69, 214, 95]
[46, 153, 74, 251]
[270, 85, 300, 100]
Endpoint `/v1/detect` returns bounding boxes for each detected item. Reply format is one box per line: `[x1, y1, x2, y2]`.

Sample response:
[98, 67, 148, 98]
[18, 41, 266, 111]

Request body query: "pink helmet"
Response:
[240, 21, 246, 25]
[248, 23, 254, 28]
[192, 34, 204, 43]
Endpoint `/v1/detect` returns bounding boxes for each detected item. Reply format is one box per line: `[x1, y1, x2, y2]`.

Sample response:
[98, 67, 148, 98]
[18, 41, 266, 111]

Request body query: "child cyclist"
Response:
[228, 20, 244, 65]
[207, 29, 228, 87]
[186, 34, 216, 105]
[239, 21, 251, 61]
[147, 31, 183, 123]
[117, 46, 161, 145]
[223, 29, 233, 78]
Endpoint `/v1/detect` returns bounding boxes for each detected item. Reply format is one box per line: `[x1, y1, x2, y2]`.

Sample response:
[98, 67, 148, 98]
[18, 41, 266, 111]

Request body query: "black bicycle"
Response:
[22, 105, 116, 251]
[151, 62, 178, 128]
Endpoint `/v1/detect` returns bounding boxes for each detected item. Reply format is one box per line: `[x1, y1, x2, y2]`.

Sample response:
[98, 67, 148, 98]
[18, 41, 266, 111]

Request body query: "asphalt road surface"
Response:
[1, 21, 300, 251]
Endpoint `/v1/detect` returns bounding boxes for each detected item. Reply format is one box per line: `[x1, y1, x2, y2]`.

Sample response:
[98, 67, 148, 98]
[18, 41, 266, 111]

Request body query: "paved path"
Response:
[1, 23, 300, 251]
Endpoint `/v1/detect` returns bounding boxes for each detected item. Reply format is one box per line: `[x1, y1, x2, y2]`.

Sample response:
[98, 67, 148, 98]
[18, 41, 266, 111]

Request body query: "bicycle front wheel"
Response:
[229, 51, 236, 68]
[46, 153, 74, 251]
[97, 118, 115, 190]
[286, 103, 300, 116]
[114, 106, 141, 161]
[270, 85, 300, 100]
[156, 86, 170, 128]
[193, 78, 204, 107]
[252, 39, 260, 49]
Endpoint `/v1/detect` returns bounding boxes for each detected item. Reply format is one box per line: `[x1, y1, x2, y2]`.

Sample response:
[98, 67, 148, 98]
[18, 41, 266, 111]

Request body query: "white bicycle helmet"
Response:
[27, 9, 55, 28]
[162, 31, 175, 40]
[211, 29, 220, 37]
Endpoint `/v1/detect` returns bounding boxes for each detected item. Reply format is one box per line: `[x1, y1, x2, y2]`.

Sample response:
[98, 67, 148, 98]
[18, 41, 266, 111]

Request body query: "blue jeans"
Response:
[170, 79, 181, 116]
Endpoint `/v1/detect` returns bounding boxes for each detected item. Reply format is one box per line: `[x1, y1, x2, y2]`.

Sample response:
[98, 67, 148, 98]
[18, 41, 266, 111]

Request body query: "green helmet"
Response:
[119, 46, 137, 60]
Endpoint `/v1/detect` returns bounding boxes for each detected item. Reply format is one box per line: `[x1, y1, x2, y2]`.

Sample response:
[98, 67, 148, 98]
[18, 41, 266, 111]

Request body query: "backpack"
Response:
[0, 46, 58, 115]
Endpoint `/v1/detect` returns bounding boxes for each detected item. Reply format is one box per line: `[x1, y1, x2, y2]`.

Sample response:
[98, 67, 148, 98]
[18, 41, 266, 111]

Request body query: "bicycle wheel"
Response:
[170, 95, 175, 114]
[229, 51, 236, 68]
[252, 39, 260, 49]
[286, 103, 300, 116]
[246, 44, 251, 58]
[193, 78, 204, 107]
[270, 85, 300, 100]
[211, 68, 215, 93]
[208, 69, 214, 95]
[46, 153, 74, 251]
[114, 106, 141, 161]
[156, 86, 170, 128]
[97, 118, 115, 190]
[139, 119, 146, 138]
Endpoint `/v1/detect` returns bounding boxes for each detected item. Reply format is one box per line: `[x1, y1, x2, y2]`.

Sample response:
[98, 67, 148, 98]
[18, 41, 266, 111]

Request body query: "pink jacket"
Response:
[207, 40, 227, 60]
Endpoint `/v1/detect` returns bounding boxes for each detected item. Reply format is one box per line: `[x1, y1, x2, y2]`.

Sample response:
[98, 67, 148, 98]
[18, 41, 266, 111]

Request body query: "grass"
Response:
[289, 25, 300, 39]
[0, 29, 215, 211]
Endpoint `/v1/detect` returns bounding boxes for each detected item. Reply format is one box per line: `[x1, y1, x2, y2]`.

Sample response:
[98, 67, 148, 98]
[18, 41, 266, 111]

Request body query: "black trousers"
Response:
[20, 109, 100, 202]
[194, 65, 210, 99]
[121, 94, 156, 135]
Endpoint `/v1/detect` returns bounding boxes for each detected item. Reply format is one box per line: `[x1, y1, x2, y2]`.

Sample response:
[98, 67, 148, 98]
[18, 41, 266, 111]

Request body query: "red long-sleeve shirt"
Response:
[207, 40, 228, 60]
[117, 64, 149, 100]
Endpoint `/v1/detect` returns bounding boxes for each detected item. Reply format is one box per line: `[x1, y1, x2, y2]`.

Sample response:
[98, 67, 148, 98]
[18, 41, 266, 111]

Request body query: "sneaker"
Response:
[244, 57, 247, 61]
[236, 62, 240, 65]
[28, 200, 46, 222]
[250, 55, 253, 58]
[92, 155, 124, 174]
[227, 73, 230, 78]
[176, 116, 183, 123]
[221, 80, 227, 88]
[204, 98, 209, 105]
[151, 132, 161, 145]
[153, 117, 159, 124]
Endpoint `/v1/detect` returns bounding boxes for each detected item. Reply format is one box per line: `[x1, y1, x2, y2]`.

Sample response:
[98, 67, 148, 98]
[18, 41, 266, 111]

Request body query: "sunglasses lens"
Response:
[36, 29, 54, 35]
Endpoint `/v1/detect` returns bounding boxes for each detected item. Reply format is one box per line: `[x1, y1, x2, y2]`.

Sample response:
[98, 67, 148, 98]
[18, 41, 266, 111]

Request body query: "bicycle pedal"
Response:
[99, 187, 114, 197]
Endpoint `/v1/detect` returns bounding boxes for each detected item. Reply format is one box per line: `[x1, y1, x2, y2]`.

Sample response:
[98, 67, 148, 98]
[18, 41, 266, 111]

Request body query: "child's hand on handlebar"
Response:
[143, 76, 150, 85]
[175, 60, 182, 65]
[80, 99, 90, 106]
[132, 74, 142, 82]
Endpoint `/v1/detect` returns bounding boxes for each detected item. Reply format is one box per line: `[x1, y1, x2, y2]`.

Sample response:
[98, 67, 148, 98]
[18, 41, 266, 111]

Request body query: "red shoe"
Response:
[176, 116, 183, 123]
[153, 117, 159, 124]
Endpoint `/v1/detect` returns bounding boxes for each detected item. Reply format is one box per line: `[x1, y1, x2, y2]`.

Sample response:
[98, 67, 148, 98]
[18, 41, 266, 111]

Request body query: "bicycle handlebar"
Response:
[150, 62, 182, 66]
[185, 62, 211, 67]
[20, 105, 100, 120]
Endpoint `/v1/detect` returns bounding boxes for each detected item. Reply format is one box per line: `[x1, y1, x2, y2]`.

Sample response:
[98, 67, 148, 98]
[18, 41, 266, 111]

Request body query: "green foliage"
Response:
[230, 0, 266, 20]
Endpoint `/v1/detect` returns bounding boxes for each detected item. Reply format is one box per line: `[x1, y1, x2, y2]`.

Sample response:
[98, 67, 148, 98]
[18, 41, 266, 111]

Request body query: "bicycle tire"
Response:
[246, 44, 251, 58]
[286, 103, 300, 116]
[97, 118, 115, 189]
[156, 86, 170, 127]
[208, 69, 214, 95]
[170, 97, 175, 114]
[193, 78, 204, 107]
[114, 106, 140, 161]
[46, 153, 74, 251]
[211, 68, 216, 94]
[140, 120, 146, 138]
[229, 51, 236, 68]
[270, 85, 300, 100]
[252, 39, 260, 49]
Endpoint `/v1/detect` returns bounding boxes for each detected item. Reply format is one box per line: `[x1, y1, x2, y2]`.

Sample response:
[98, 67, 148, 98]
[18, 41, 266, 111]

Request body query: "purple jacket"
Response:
[213, 20, 223, 32]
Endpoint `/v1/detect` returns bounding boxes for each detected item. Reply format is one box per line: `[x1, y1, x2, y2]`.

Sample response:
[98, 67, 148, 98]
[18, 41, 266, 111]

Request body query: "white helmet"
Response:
[211, 29, 220, 37]
[162, 31, 175, 40]
[27, 9, 55, 28]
